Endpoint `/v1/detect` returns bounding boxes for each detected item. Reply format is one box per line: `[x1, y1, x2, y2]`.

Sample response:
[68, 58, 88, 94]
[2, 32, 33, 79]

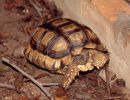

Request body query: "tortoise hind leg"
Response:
[62, 64, 80, 89]
[13, 46, 27, 57]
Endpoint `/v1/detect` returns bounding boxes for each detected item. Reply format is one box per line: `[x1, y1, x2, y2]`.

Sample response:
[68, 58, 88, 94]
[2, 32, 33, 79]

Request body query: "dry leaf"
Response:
[54, 96, 69, 100]
[54, 87, 69, 100]
[0, 32, 11, 39]
[19, 94, 28, 100]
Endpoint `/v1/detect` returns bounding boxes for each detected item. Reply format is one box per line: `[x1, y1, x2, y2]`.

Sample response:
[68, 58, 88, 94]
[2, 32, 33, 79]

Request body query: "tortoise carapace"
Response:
[14, 18, 109, 89]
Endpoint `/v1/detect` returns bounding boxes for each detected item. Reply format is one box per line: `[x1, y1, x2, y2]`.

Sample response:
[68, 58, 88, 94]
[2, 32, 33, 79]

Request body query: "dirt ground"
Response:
[0, 0, 129, 100]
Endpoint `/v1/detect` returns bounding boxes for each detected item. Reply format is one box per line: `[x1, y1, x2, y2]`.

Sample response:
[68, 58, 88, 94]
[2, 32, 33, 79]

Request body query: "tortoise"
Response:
[13, 18, 109, 89]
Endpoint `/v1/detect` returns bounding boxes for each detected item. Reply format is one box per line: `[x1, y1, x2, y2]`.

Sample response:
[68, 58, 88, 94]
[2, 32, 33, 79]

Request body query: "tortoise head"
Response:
[77, 50, 109, 71]
[91, 50, 109, 69]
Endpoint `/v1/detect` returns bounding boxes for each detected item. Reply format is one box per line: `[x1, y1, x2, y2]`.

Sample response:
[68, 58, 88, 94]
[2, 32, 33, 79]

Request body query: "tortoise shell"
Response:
[13, 18, 109, 90]
[31, 18, 104, 59]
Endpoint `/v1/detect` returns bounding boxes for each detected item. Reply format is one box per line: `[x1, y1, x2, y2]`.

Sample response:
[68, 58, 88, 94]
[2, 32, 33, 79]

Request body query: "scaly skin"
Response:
[62, 64, 80, 89]
[63, 50, 109, 89]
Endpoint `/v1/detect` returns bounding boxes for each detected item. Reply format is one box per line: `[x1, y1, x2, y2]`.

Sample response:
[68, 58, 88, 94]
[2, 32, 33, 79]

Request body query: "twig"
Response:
[42, 83, 60, 86]
[0, 83, 16, 90]
[104, 96, 122, 100]
[98, 68, 122, 100]
[0, 52, 25, 64]
[105, 65, 110, 100]
[2, 57, 54, 100]
[28, 0, 43, 18]
[24, 75, 60, 86]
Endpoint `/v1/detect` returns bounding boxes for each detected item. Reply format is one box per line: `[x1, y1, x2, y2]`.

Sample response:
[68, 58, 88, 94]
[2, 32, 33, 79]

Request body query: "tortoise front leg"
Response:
[62, 65, 80, 89]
